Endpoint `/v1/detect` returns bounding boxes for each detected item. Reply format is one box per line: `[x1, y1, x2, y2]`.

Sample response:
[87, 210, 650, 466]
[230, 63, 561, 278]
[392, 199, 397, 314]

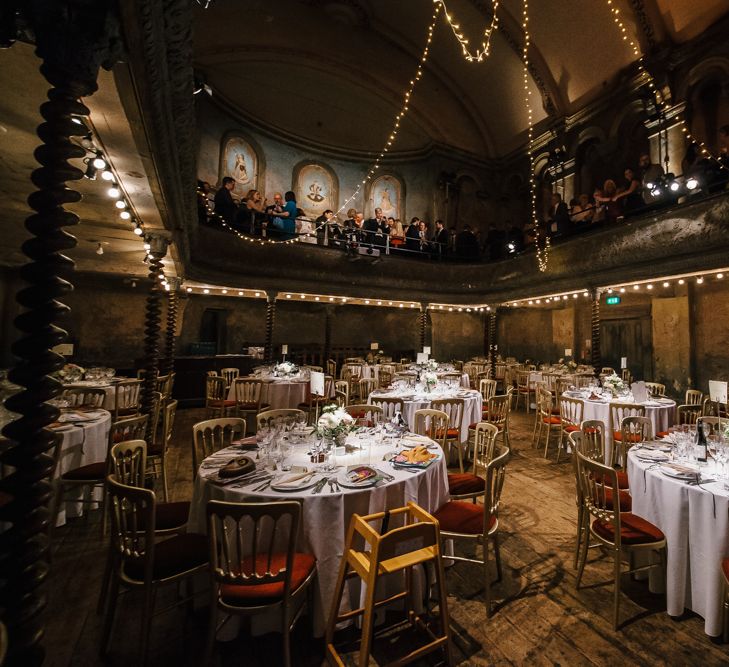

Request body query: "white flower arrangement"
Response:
[568, 360, 578, 370]
[316, 404, 356, 439]
[602, 373, 625, 393]
[423, 371, 438, 390]
[273, 361, 298, 377]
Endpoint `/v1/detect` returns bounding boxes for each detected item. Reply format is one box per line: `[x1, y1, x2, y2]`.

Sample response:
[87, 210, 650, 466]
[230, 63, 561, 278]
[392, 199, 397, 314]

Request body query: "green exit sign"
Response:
[606, 296, 622, 305]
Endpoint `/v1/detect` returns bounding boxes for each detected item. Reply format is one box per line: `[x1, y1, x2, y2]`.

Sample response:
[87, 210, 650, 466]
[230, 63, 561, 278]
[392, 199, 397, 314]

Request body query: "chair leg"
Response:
[140, 582, 157, 666]
[573, 502, 585, 570]
[575, 524, 590, 589]
[358, 571, 379, 667]
[161, 459, 169, 503]
[203, 588, 219, 667]
[456, 440, 464, 474]
[282, 606, 291, 667]
[100, 483, 109, 536]
[543, 425, 552, 459]
[100, 569, 121, 655]
[325, 557, 350, 652]
[48, 479, 63, 542]
[484, 538, 492, 618]
[612, 547, 622, 631]
[492, 533, 503, 583]
[97, 548, 115, 615]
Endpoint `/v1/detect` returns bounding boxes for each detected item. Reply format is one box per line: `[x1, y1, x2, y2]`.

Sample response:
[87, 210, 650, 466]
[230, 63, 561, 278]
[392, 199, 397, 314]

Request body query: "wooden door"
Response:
[600, 317, 653, 381]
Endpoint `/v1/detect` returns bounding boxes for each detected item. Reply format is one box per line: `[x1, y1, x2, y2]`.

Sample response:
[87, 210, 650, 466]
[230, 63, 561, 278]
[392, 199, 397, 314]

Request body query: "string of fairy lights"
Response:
[435, 0, 499, 62]
[604, 0, 726, 173]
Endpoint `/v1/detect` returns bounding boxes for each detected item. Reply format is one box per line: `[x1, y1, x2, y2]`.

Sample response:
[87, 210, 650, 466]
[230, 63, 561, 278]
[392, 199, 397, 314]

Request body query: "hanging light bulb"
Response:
[115, 199, 127, 209]
[100, 169, 114, 181]
[107, 186, 120, 198]
[119, 210, 131, 220]
[133, 223, 143, 236]
[92, 152, 107, 170]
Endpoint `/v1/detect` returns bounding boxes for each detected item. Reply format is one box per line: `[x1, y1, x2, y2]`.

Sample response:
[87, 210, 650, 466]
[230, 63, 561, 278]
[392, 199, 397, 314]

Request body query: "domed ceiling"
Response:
[193, 0, 727, 159]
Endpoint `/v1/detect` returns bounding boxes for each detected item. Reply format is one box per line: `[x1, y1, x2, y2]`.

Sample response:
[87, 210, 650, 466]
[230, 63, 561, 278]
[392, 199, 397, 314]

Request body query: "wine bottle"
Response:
[696, 422, 708, 463]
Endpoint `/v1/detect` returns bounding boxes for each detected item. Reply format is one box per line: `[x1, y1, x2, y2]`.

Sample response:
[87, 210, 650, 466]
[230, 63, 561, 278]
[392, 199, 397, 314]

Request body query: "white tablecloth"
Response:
[227, 379, 311, 410]
[52, 409, 111, 525]
[63, 382, 117, 410]
[188, 436, 449, 636]
[627, 451, 729, 636]
[368, 389, 482, 442]
[579, 397, 676, 444]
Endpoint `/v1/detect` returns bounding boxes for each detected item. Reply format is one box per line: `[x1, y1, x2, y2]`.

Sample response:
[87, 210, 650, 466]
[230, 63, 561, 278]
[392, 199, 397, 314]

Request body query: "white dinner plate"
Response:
[336, 469, 380, 489]
[635, 451, 669, 462]
[659, 464, 698, 480]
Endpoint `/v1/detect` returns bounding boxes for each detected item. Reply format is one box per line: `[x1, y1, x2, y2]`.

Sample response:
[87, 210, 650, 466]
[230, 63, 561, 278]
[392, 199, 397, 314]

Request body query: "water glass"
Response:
[280, 442, 293, 471]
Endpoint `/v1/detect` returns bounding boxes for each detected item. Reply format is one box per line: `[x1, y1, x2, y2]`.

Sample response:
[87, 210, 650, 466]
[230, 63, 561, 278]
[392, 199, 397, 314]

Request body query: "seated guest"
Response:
[213, 176, 237, 226]
[547, 192, 570, 236]
[271, 191, 298, 240]
[615, 168, 643, 213]
[404, 216, 421, 252]
[571, 193, 594, 224]
[594, 179, 622, 223]
[432, 219, 448, 257]
[455, 224, 479, 259]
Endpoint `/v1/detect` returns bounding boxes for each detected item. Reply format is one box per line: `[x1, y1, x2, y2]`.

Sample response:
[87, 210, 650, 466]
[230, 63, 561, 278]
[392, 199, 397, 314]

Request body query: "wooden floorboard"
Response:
[42, 407, 729, 665]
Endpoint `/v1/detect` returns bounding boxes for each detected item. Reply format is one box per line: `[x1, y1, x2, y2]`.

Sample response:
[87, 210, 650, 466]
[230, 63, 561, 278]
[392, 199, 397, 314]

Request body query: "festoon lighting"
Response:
[435, 0, 499, 62]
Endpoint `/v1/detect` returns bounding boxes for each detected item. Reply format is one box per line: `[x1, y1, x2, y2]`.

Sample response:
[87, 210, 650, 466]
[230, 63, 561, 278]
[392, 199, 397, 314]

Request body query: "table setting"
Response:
[188, 413, 449, 635]
[626, 423, 729, 636]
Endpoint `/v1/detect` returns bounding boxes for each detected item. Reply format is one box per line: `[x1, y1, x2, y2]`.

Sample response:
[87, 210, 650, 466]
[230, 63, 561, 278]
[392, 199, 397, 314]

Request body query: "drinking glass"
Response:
[279, 442, 293, 471]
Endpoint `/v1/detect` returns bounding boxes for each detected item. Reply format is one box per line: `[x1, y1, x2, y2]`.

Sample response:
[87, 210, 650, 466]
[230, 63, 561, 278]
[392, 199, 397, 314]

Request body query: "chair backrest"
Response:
[608, 402, 645, 437]
[110, 414, 149, 447]
[220, 367, 240, 387]
[256, 409, 306, 431]
[536, 386, 555, 418]
[149, 390, 163, 442]
[568, 430, 583, 504]
[556, 377, 574, 396]
[394, 372, 416, 387]
[696, 416, 729, 436]
[479, 378, 497, 401]
[369, 396, 403, 420]
[644, 382, 666, 397]
[685, 389, 703, 406]
[110, 439, 147, 487]
[106, 475, 156, 580]
[542, 373, 559, 392]
[484, 393, 510, 428]
[621, 369, 632, 384]
[207, 499, 302, 599]
[473, 422, 500, 474]
[617, 416, 653, 467]
[156, 373, 171, 398]
[559, 396, 584, 429]
[206, 370, 219, 377]
[326, 359, 337, 378]
[412, 409, 449, 448]
[483, 447, 510, 534]
[334, 390, 347, 407]
[516, 371, 530, 389]
[344, 404, 384, 425]
[192, 417, 246, 473]
[475, 370, 492, 385]
[341, 364, 361, 380]
[600, 367, 615, 376]
[304, 365, 323, 373]
[452, 360, 464, 371]
[358, 378, 377, 400]
[378, 370, 394, 388]
[676, 403, 701, 426]
[579, 419, 607, 463]
[334, 380, 349, 405]
[62, 387, 106, 409]
[573, 375, 593, 388]
[113, 379, 142, 419]
[233, 377, 264, 408]
[575, 451, 623, 547]
[206, 375, 227, 402]
[160, 399, 178, 450]
[430, 397, 465, 431]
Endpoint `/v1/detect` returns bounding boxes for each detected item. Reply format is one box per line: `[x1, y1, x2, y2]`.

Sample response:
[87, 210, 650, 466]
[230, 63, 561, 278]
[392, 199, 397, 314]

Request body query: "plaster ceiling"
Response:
[193, 0, 729, 158]
[0, 43, 175, 278]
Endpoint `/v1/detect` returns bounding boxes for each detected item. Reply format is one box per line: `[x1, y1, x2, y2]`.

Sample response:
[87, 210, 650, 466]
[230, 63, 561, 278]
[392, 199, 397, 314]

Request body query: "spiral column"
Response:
[140, 236, 169, 442]
[418, 304, 427, 352]
[161, 277, 179, 376]
[323, 306, 333, 366]
[488, 310, 498, 379]
[590, 288, 602, 375]
[483, 311, 490, 357]
[0, 83, 91, 667]
[264, 291, 277, 364]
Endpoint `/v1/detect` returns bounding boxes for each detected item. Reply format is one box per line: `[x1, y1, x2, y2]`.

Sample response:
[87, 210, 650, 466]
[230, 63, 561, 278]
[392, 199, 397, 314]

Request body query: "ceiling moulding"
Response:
[116, 0, 197, 266]
[188, 192, 729, 305]
[205, 93, 495, 169]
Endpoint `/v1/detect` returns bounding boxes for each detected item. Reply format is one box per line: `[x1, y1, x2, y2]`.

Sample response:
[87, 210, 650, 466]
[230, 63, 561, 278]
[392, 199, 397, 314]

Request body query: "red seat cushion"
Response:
[593, 487, 632, 512]
[592, 513, 664, 545]
[237, 401, 269, 410]
[656, 431, 670, 438]
[433, 501, 495, 535]
[125, 533, 209, 581]
[447, 473, 485, 496]
[61, 462, 106, 481]
[564, 424, 580, 433]
[721, 558, 729, 584]
[209, 399, 236, 408]
[220, 553, 316, 605]
[435, 428, 460, 440]
[542, 416, 561, 425]
[613, 431, 642, 443]
[591, 470, 629, 490]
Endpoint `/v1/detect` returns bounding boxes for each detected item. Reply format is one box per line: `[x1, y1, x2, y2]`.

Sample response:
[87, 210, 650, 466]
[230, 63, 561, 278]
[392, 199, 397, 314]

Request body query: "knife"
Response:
[311, 477, 329, 494]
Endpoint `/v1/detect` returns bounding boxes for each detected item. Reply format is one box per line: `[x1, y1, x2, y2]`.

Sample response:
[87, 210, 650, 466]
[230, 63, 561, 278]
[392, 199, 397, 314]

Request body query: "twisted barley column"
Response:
[0, 87, 88, 666]
[140, 253, 165, 442]
[418, 305, 427, 352]
[488, 311, 497, 379]
[590, 288, 601, 375]
[264, 293, 277, 364]
[161, 283, 178, 376]
[483, 311, 490, 357]
[323, 307, 333, 367]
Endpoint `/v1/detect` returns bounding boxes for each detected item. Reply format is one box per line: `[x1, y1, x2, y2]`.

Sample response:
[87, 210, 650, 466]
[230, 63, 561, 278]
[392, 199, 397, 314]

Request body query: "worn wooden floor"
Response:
[44, 407, 729, 666]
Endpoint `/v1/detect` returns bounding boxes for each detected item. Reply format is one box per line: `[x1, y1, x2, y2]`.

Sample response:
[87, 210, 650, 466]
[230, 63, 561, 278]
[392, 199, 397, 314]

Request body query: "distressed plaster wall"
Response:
[693, 281, 729, 391]
[652, 295, 691, 394]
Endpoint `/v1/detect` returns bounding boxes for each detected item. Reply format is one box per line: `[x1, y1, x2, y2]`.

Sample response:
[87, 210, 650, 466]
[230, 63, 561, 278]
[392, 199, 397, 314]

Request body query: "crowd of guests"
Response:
[199, 127, 728, 260]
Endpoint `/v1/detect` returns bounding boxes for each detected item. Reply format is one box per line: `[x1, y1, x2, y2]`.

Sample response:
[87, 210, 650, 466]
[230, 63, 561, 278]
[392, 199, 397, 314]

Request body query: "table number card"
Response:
[310, 371, 325, 398]
[621, 357, 627, 369]
[370, 342, 379, 350]
[416, 352, 428, 363]
[632, 381, 648, 403]
[423, 346, 431, 355]
[709, 380, 728, 403]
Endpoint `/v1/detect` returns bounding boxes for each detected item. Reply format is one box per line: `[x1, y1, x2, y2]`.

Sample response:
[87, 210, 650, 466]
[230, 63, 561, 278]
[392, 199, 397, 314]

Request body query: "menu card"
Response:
[416, 352, 428, 363]
[310, 371, 325, 397]
[709, 380, 728, 403]
[631, 381, 648, 403]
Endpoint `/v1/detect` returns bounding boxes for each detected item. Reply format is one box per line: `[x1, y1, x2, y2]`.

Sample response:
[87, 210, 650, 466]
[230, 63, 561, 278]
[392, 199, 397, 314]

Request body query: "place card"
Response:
[423, 346, 431, 354]
[370, 342, 379, 350]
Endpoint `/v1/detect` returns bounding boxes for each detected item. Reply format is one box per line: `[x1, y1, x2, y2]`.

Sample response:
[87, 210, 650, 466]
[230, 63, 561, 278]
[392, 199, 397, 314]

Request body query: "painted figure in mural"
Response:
[307, 181, 325, 203]
[233, 153, 249, 185]
[378, 187, 397, 219]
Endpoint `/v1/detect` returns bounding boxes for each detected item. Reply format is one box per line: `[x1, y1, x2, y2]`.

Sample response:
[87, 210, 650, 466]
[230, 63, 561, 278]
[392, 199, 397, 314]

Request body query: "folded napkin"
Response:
[634, 449, 669, 461]
[231, 436, 258, 449]
[274, 471, 315, 488]
[661, 462, 698, 477]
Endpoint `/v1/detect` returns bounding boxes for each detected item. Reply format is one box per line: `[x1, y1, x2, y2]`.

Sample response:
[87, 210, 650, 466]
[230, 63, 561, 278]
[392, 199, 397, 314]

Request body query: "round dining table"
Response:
[226, 377, 320, 410]
[50, 408, 111, 525]
[367, 387, 482, 442]
[188, 432, 449, 636]
[627, 449, 729, 636]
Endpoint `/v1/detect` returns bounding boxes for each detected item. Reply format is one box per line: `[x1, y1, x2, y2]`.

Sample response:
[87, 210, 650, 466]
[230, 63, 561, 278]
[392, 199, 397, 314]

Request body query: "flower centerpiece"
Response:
[602, 372, 625, 394]
[423, 371, 438, 392]
[316, 404, 356, 450]
[567, 360, 578, 370]
[272, 361, 298, 378]
[53, 363, 85, 383]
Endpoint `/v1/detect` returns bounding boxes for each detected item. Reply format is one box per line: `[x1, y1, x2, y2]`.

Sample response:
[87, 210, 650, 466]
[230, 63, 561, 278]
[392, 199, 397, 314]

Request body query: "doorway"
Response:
[600, 316, 653, 381]
[200, 308, 228, 354]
